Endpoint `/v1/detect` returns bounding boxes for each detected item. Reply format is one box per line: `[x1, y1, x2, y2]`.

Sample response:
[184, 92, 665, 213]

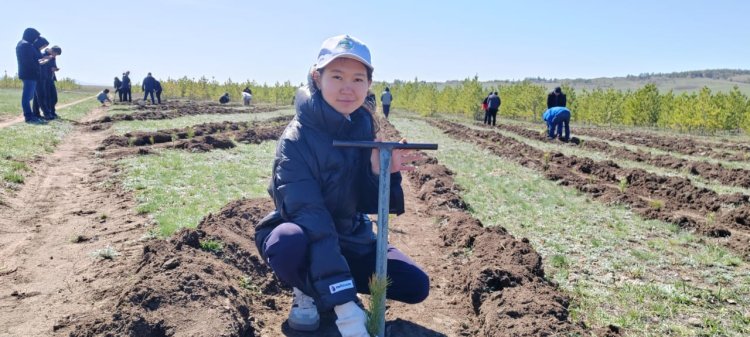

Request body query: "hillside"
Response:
[472, 69, 750, 95]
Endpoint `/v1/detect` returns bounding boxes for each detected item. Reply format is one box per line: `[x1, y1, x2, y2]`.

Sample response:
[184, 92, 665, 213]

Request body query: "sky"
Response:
[2, 0, 749, 86]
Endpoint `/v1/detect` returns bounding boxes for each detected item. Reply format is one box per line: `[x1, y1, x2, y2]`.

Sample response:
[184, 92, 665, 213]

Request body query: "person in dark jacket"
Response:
[486, 91, 501, 126]
[253, 35, 428, 337]
[142, 73, 157, 104]
[44, 46, 62, 119]
[482, 92, 491, 124]
[543, 106, 571, 141]
[30, 37, 52, 120]
[219, 92, 230, 104]
[120, 71, 132, 102]
[547, 86, 567, 108]
[16, 28, 45, 124]
[114, 77, 122, 101]
[154, 79, 162, 104]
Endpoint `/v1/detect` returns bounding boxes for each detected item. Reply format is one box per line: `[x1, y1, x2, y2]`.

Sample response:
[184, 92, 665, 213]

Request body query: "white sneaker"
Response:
[288, 287, 320, 331]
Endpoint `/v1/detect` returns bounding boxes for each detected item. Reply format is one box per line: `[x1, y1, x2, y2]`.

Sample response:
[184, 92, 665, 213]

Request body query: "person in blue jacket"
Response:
[16, 28, 45, 124]
[543, 106, 571, 141]
[254, 35, 429, 337]
[141, 73, 157, 104]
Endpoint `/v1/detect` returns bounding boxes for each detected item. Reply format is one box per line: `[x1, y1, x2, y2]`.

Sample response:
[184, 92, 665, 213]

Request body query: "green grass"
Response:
[0, 88, 96, 119]
[0, 99, 100, 185]
[118, 142, 276, 236]
[392, 116, 750, 337]
[111, 108, 295, 134]
[456, 117, 750, 196]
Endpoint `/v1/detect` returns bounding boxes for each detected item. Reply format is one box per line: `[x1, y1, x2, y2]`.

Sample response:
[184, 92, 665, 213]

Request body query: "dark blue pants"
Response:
[33, 79, 55, 118]
[548, 113, 571, 140]
[156, 90, 162, 104]
[263, 222, 429, 304]
[485, 108, 497, 125]
[21, 80, 37, 121]
[144, 90, 155, 103]
[383, 104, 390, 118]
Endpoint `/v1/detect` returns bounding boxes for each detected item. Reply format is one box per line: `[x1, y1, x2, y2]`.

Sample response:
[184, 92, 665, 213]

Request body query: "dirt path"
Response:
[0, 106, 148, 336]
[0, 96, 95, 129]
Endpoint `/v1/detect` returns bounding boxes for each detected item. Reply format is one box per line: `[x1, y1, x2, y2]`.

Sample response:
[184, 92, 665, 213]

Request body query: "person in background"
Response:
[543, 106, 571, 141]
[154, 79, 163, 104]
[486, 91, 501, 126]
[547, 86, 567, 108]
[97, 89, 112, 106]
[242, 87, 253, 106]
[114, 76, 122, 101]
[219, 92, 230, 104]
[121, 71, 132, 102]
[482, 92, 491, 125]
[16, 28, 44, 124]
[253, 34, 429, 337]
[380, 86, 392, 118]
[142, 72, 157, 104]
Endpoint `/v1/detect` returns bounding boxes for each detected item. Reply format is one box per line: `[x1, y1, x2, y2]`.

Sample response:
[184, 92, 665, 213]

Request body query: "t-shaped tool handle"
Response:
[333, 140, 438, 337]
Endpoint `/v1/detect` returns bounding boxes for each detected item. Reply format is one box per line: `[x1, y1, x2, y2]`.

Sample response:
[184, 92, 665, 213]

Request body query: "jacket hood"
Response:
[22, 28, 40, 42]
[33, 37, 49, 49]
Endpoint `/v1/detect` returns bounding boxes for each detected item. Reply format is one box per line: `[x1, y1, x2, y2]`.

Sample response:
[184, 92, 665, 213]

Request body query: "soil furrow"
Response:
[431, 120, 750, 259]
[488, 122, 750, 189]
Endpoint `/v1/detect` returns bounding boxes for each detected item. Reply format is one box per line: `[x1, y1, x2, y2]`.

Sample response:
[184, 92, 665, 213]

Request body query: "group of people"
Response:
[107, 72, 163, 105]
[218, 87, 253, 105]
[480, 86, 572, 141]
[15, 27, 63, 124]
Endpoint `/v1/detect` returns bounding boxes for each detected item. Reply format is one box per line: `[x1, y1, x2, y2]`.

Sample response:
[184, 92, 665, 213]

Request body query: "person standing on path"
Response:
[547, 86, 567, 108]
[242, 87, 252, 105]
[254, 34, 429, 337]
[482, 92, 491, 125]
[486, 91, 501, 126]
[380, 86, 392, 118]
[33, 44, 61, 120]
[16, 28, 45, 124]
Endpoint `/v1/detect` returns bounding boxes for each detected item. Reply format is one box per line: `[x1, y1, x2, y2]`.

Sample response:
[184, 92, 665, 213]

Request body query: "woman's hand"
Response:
[370, 138, 423, 175]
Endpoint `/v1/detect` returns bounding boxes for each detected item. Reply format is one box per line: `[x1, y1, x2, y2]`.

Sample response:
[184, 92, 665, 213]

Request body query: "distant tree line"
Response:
[373, 78, 750, 134]
[1, 72, 80, 91]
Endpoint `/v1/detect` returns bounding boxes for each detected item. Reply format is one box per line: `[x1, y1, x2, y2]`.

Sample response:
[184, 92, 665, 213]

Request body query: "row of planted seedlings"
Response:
[390, 115, 750, 336]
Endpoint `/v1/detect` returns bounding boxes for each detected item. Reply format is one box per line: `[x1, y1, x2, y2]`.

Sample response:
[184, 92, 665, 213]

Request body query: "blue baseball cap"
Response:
[315, 35, 373, 71]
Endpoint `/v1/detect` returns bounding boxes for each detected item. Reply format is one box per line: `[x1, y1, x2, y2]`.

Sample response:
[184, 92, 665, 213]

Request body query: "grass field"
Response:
[0, 88, 97, 119]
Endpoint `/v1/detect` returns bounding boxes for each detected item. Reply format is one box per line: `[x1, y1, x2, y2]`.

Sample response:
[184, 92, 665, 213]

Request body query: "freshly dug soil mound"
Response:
[99, 117, 292, 153]
[490, 122, 750, 188]
[89, 101, 284, 124]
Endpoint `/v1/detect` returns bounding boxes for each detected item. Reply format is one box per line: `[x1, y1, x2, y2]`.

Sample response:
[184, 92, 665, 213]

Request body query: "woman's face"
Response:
[314, 57, 372, 116]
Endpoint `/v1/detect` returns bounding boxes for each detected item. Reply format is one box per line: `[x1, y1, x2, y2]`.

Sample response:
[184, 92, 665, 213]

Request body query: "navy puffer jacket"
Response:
[254, 83, 405, 310]
[16, 28, 41, 80]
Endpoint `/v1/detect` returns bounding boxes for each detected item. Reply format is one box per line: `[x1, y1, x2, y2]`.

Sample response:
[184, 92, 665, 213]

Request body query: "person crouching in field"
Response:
[97, 89, 112, 106]
[219, 92, 230, 104]
[543, 106, 571, 141]
[154, 79, 162, 104]
[253, 34, 429, 337]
